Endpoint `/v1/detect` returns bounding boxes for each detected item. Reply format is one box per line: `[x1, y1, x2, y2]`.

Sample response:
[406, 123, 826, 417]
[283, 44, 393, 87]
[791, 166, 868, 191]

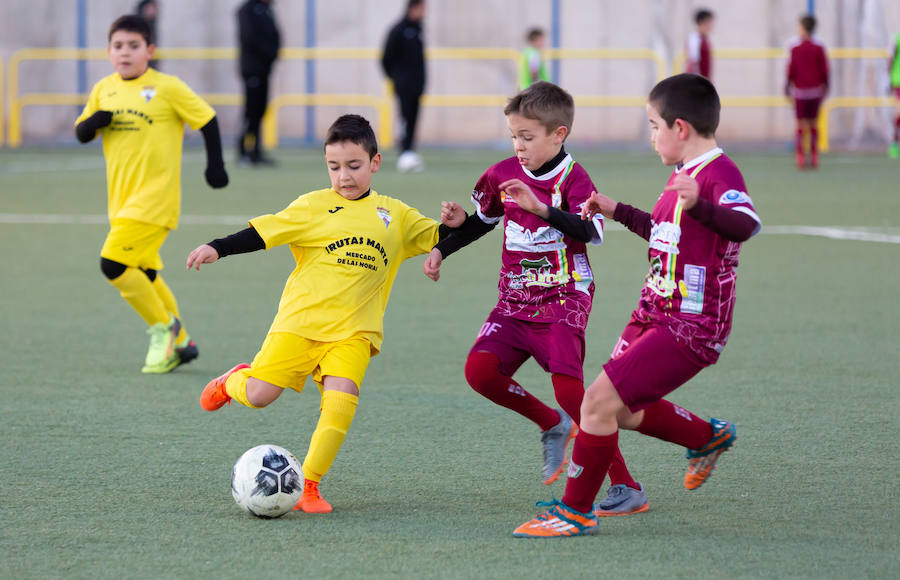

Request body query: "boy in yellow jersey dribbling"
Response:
[187, 114, 463, 513]
[75, 15, 228, 373]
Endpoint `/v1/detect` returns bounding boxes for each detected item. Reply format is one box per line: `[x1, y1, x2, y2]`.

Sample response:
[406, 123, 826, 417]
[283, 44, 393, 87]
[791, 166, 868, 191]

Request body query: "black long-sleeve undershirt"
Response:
[544, 206, 597, 243]
[75, 111, 113, 143]
[434, 212, 497, 258]
[208, 227, 265, 258]
[612, 199, 758, 243]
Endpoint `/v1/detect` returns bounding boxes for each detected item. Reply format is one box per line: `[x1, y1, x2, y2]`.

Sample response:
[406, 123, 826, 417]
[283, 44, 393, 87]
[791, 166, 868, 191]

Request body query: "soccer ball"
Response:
[231, 444, 303, 518]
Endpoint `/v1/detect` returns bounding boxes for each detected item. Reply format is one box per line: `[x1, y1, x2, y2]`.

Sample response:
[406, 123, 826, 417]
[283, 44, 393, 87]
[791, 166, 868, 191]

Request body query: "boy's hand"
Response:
[664, 173, 700, 210]
[441, 201, 466, 227]
[498, 178, 548, 217]
[423, 248, 443, 281]
[580, 191, 617, 220]
[186, 244, 220, 270]
[90, 110, 114, 128]
[205, 164, 229, 189]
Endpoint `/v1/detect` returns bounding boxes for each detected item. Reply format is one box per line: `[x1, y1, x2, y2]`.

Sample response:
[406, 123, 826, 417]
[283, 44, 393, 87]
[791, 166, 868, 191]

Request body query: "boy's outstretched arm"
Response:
[75, 111, 113, 143]
[200, 117, 229, 188]
[499, 178, 597, 243]
[423, 201, 496, 281]
[581, 191, 653, 241]
[186, 227, 265, 270]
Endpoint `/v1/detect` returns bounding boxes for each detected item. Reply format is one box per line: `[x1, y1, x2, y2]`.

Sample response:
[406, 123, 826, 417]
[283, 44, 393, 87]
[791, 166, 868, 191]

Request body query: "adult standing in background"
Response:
[685, 9, 714, 80]
[237, 0, 281, 166]
[135, 0, 160, 69]
[382, 0, 426, 173]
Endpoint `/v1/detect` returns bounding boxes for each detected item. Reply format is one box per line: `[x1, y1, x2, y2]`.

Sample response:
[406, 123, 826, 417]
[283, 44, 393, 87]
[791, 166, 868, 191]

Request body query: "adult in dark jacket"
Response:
[381, 0, 426, 172]
[237, 0, 281, 165]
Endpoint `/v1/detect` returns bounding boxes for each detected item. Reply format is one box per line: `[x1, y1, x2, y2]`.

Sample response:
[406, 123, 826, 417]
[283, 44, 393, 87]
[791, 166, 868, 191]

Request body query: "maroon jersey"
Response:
[787, 38, 829, 99]
[686, 31, 712, 79]
[638, 148, 760, 364]
[471, 154, 603, 331]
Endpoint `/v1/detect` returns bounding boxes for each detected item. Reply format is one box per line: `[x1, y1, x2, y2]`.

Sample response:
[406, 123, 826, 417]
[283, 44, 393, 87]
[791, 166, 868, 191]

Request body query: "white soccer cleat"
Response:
[397, 150, 424, 173]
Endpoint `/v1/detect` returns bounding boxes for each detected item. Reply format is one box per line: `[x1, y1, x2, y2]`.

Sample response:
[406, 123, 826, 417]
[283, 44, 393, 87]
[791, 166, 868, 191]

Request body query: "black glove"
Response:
[205, 164, 229, 188]
[75, 110, 114, 143]
[90, 110, 114, 128]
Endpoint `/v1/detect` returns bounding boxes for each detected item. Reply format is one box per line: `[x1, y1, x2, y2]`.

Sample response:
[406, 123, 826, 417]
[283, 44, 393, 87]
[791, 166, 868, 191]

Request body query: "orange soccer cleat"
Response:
[294, 479, 333, 513]
[512, 500, 599, 538]
[199, 363, 250, 411]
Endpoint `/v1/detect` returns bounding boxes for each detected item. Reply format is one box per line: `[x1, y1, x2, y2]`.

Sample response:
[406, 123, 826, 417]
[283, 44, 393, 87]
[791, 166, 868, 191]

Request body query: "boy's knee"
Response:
[464, 351, 501, 392]
[100, 257, 127, 280]
[245, 377, 281, 408]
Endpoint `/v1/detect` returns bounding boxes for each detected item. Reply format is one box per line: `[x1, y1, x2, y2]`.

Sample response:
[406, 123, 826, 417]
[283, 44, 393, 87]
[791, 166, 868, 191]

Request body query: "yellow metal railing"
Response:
[4, 46, 895, 150]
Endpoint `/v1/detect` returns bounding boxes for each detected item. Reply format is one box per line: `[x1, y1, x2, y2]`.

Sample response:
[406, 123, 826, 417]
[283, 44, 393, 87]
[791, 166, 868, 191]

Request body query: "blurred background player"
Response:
[382, 0, 427, 173]
[74, 15, 228, 373]
[786, 15, 829, 169]
[685, 8, 714, 80]
[189, 114, 461, 514]
[135, 0, 160, 69]
[518, 28, 550, 90]
[237, 0, 280, 166]
[425, 82, 648, 516]
[888, 32, 900, 159]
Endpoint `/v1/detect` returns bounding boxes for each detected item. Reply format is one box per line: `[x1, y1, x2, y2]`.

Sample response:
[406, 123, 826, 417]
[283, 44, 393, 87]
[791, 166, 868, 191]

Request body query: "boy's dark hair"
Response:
[800, 15, 817, 35]
[504, 81, 574, 136]
[526, 28, 545, 42]
[407, 0, 424, 10]
[324, 114, 379, 159]
[695, 9, 714, 25]
[648, 73, 720, 137]
[108, 14, 152, 44]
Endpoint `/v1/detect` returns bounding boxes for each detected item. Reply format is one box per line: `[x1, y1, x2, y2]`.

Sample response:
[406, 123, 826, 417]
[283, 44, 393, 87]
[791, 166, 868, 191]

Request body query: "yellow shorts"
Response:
[100, 218, 169, 270]
[246, 332, 372, 392]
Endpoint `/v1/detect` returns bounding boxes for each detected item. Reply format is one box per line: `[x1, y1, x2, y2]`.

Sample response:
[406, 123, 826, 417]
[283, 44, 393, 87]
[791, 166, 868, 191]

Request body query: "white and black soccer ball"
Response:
[231, 444, 303, 518]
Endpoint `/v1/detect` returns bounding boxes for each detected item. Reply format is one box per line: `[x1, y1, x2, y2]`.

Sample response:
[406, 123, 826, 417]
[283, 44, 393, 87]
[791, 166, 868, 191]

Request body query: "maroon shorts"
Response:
[602, 313, 709, 412]
[470, 309, 585, 380]
[794, 97, 822, 120]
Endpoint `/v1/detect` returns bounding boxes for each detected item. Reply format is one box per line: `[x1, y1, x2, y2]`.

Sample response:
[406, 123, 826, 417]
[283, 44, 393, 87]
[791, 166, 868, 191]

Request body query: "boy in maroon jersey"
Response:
[424, 81, 648, 516]
[786, 15, 829, 169]
[685, 9, 714, 80]
[512, 73, 761, 538]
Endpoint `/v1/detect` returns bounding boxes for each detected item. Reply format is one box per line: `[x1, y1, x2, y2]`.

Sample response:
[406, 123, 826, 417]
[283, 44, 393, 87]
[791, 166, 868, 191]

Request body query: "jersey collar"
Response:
[676, 147, 723, 173]
[521, 152, 573, 181]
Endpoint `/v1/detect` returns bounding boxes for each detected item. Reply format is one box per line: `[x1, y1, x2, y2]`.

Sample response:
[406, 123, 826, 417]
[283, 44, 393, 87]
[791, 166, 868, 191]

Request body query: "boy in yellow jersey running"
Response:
[75, 15, 228, 373]
[187, 114, 462, 513]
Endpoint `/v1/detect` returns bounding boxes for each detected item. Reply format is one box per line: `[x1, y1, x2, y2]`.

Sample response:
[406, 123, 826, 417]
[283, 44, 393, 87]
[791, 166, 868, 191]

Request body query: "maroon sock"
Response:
[795, 128, 805, 155]
[550, 373, 583, 424]
[635, 399, 713, 450]
[464, 351, 559, 431]
[562, 430, 618, 513]
[894, 116, 900, 142]
[810, 127, 818, 154]
[607, 446, 639, 490]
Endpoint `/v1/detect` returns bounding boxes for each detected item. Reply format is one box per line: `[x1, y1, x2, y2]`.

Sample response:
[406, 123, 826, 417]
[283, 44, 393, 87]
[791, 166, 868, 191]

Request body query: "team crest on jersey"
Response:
[719, 190, 752, 205]
[376, 207, 391, 228]
[140, 86, 156, 102]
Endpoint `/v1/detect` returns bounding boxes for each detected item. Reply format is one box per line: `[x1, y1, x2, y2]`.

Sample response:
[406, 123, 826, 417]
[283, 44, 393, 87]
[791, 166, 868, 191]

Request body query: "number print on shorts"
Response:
[610, 337, 630, 359]
[477, 322, 502, 338]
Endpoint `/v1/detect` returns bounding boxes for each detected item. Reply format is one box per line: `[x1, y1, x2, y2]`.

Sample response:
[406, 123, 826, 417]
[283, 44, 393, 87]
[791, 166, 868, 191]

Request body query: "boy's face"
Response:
[698, 18, 714, 36]
[506, 113, 567, 172]
[325, 141, 381, 200]
[646, 101, 685, 166]
[531, 35, 546, 49]
[108, 30, 154, 80]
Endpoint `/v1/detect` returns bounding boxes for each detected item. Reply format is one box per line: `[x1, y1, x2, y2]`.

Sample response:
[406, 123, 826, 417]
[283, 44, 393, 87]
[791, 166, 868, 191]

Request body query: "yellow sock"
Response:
[151, 275, 187, 344]
[108, 267, 169, 326]
[302, 390, 359, 482]
[224, 369, 260, 409]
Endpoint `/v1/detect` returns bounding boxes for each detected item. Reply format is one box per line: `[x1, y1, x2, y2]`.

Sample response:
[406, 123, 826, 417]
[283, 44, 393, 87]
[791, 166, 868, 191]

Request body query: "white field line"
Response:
[0, 214, 898, 244]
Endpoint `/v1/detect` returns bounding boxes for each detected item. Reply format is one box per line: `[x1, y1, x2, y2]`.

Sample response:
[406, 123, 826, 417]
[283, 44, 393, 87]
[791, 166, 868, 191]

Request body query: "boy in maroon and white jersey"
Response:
[786, 15, 829, 169]
[424, 82, 648, 516]
[513, 73, 761, 538]
[685, 9, 714, 80]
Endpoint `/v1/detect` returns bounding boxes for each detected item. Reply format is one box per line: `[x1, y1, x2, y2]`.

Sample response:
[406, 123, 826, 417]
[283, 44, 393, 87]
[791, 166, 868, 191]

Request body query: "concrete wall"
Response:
[2, 0, 899, 148]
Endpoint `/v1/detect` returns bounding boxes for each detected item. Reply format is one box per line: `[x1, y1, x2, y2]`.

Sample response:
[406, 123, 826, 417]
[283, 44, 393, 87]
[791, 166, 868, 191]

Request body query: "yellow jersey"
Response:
[75, 68, 215, 229]
[249, 188, 441, 352]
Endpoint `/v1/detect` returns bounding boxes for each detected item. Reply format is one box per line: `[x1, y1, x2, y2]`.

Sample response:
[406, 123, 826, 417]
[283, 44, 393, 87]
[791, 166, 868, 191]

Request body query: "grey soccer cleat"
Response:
[540, 409, 576, 484]
[593, 482, 650, 517]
